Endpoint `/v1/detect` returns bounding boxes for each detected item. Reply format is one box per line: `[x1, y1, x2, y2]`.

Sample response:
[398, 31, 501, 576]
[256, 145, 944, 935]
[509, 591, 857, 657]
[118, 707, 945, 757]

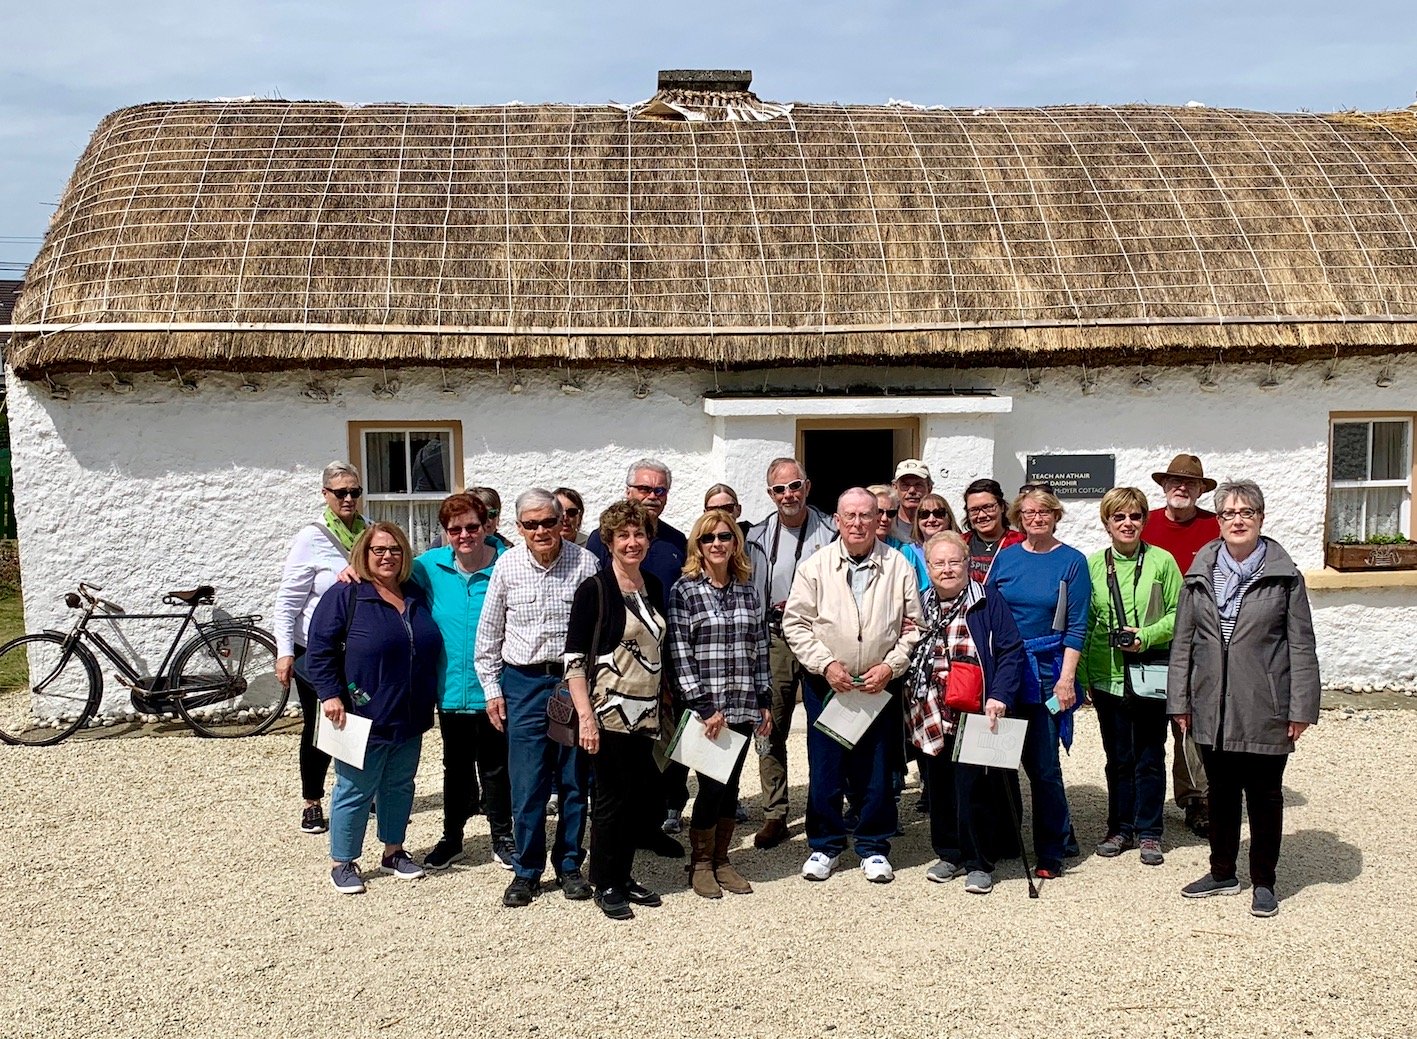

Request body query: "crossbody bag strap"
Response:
[307, 521, 352, 562]
[588, 575, 608, 694]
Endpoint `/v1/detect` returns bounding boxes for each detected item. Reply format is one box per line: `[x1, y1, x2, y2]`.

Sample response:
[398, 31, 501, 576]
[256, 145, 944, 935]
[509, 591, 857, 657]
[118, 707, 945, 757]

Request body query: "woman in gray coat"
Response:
[1167, 479, 1320, 918]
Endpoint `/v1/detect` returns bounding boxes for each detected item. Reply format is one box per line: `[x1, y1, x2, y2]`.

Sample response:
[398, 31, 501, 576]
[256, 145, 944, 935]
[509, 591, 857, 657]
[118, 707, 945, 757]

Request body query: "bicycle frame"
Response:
[59, 596, 225, 691]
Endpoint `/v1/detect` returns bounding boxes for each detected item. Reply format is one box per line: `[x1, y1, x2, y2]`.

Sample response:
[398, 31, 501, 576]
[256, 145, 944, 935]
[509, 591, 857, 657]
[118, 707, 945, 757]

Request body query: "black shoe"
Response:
[502, 876, 540, 907]
[556, 869, 593, 900]
[624, 879, 662, 907]
[424, 838, 466, 871]
[300, 804, 327, 834]
[639, 830, 685, 859]
[595, 887, 634, 920]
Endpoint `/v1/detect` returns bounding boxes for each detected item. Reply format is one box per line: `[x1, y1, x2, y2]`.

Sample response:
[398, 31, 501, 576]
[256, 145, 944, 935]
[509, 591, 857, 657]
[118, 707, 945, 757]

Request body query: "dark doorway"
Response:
[801, 428, 896, 515]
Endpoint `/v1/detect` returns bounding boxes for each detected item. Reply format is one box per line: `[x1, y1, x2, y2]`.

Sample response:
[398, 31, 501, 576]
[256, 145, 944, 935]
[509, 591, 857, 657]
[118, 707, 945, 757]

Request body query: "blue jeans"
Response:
[329, 735, 422, 863]
[502, 665, 589, 881]
[1093, 690, 1168, 841]
[802, 674, 898, 859]
[1020, 702, 1071, 872]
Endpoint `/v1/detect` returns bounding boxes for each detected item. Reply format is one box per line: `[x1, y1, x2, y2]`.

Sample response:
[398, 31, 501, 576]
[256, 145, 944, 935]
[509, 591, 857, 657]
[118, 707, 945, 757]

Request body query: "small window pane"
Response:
[1331, 423, 1368, 481]
[409, 431, 451, 492]
[1371, 421, 1409, 482]
[1329, 487, 1365, 540]
[1364, 487, 1405, 539]
[365, 431, 408, 494]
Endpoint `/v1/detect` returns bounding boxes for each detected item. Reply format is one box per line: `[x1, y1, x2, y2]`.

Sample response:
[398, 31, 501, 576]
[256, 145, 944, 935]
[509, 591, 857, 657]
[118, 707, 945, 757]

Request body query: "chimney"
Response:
[657, 69, 752, 93]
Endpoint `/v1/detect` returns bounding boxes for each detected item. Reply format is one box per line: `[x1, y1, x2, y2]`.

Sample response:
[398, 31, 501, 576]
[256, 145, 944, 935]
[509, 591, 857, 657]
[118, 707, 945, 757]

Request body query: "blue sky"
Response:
[4, 0, 1416, 273]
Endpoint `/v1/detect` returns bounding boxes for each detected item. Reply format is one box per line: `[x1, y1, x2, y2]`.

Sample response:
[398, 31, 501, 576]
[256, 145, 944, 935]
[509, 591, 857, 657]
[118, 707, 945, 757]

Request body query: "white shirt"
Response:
[273, 522, 351, 658]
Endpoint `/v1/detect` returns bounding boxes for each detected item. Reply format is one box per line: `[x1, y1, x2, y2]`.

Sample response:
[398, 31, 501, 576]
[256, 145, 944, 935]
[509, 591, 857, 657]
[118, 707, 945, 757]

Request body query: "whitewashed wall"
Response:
[5, 353, 1414, 712]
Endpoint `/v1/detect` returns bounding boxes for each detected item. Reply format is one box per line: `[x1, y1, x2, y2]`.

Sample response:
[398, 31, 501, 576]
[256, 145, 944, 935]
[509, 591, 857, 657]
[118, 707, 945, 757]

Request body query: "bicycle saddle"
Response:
[167, 585, 216, 604]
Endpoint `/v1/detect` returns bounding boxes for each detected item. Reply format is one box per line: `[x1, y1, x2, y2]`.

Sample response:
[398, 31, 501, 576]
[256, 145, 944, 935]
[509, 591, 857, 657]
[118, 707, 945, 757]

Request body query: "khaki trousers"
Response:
[1171, 717, 1209, 807]
[757, 633, 800, 821]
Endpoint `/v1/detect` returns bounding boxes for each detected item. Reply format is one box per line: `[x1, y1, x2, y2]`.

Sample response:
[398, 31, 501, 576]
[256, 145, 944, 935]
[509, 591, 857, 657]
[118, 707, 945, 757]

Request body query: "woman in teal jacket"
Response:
[411, 493, 511, 871]
[1080, 486, 1183, 867]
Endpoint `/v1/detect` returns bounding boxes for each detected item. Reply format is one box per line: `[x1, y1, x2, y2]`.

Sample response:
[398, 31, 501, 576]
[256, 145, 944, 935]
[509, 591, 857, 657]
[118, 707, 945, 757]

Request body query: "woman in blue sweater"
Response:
[986, 488, 1091, 879]
[307, 522, 442, 895]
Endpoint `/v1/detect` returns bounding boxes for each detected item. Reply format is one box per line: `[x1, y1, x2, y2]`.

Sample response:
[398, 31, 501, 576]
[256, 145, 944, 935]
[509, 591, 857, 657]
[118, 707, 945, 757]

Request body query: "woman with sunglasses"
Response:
[555, 487, 589, 546]
[307, 522, 442, 894]
[984, 487, 1091, 880]
[703, 483, 753, 537]
[1079, 487, 1182, 868]
[901, 493, 960, 594]
[411, 493, 513, 872]
[667, 510, 773, 898]
[274, 461, 368, 836]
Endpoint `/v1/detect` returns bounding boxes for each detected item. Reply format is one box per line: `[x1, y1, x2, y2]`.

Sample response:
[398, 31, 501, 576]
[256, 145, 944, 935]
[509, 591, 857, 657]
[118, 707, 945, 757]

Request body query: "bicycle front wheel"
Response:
[172, 624, 286, 738]
[0, 633, 102, 746]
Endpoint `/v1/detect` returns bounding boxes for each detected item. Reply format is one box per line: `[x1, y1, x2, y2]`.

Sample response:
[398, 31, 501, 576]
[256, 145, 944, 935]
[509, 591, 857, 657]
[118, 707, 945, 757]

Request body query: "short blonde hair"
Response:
[351, 522, 413, 584]
[923, 530, 969, 558]
[1008, 488, 1064, 529]
[682, 509, 751, 583]
[1098, 486, 1149, 525]
[867, 484, 898, 507]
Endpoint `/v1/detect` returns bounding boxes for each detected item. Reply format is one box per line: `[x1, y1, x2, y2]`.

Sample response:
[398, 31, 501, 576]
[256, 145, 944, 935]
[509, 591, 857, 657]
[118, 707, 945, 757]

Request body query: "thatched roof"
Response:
[9, 96, 1417, 376]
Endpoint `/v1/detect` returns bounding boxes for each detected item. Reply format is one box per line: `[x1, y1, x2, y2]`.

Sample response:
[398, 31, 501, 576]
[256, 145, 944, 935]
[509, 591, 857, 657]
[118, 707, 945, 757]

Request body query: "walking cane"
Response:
[1000, 767, 1039, 899]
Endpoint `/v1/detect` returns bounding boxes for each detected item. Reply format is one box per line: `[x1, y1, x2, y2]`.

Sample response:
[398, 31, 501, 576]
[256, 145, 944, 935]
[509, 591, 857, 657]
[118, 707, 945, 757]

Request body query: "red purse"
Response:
[942, 660, 985, 714]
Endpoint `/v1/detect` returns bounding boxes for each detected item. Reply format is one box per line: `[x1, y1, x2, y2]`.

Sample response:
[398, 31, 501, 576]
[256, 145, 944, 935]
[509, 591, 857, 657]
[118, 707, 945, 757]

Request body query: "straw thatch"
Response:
[9, 96, 1417, 376]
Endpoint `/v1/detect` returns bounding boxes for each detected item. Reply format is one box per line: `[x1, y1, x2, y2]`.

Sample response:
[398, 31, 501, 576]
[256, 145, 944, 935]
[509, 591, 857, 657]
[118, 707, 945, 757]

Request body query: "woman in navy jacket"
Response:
[307, 522, 442, 895]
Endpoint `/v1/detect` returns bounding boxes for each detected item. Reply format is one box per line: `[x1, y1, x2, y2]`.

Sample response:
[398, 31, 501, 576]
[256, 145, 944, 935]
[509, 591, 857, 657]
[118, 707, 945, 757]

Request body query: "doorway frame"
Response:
[795, 417, 920, 466]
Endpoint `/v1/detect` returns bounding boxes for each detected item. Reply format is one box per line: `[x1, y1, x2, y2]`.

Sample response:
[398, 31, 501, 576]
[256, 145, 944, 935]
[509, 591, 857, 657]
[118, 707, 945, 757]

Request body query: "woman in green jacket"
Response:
[1080, 486, 1182, 867]
[410, 493, 511, 871]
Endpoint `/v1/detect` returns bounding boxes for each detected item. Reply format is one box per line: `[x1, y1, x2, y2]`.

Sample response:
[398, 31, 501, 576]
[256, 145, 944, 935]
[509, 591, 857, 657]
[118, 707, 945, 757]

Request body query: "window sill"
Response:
[1305, 568, 1417, 590]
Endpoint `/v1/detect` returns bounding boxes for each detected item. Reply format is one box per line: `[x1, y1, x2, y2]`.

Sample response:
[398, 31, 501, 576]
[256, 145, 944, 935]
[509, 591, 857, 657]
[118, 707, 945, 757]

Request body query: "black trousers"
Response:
[293, 647, 331, 802]
[438, 710, 513, 847]
[589, 730, 660, 890]
[661, 760, 690, 814]
[689, 721, 754, 829]
[1200, 744, 1289, 889]
[924, 743, 1013, 872]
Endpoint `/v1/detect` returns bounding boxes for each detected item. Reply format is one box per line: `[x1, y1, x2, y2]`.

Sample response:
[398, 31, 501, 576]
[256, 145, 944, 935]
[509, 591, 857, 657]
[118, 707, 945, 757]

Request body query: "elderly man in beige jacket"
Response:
[783, 486, 923, 884]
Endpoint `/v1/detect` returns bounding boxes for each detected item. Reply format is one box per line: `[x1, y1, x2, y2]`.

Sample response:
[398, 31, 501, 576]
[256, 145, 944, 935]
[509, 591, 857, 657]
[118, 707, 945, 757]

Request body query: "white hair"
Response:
[515, 487, 564, 520]
[626, 457, 672, 487]
[321, 461, 360, 486]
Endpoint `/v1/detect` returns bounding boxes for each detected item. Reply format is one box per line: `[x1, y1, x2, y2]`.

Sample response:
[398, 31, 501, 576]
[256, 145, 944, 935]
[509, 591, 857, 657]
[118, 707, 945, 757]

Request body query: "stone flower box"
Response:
[1325, 540, 1417, 572]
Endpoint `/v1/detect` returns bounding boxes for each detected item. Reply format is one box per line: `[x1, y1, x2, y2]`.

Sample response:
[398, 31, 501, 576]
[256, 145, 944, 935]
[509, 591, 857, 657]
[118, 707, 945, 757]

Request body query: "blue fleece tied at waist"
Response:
[1020, 632, 1079, 751]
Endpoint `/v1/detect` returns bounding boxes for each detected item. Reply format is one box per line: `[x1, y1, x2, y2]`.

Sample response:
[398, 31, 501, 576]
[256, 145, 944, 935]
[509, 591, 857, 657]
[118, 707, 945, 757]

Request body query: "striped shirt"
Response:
[667, 575, 772, 725]
[474, 541, 600, 701]
[1212, 561, 1266, 644]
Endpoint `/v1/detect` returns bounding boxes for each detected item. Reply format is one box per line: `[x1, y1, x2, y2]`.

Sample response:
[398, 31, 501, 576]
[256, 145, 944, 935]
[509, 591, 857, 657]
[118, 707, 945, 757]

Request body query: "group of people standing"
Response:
[274, 450, 1320, 920]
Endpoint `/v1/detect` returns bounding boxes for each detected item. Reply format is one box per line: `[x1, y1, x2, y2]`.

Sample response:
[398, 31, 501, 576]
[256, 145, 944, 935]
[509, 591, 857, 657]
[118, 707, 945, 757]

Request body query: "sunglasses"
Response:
[1109, 512, 1145, 523]
[445, 523, 482, 536]
[325, 486, 363, 500]
[880, 508, 899, 519]
[769, 479, 805, 495]
[919, 508, 953, 521]
[562, 508, 581, 519]
[697, 530, 736, 546]
[628, 484, 669, 498]
[520, 517, 560, 531]
[369, 545, 403, 557]
[486, 508, 500, 518]
[1019, 483, 1054, 494]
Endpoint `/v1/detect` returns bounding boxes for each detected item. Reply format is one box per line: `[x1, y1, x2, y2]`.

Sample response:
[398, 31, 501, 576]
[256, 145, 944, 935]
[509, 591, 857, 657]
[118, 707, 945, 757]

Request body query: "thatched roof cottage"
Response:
[4, 71, 1415, 701]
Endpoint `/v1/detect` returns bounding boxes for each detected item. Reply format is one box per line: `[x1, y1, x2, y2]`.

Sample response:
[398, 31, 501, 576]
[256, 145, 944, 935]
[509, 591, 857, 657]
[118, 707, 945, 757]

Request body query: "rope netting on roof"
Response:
[11, 100, 1417, 371]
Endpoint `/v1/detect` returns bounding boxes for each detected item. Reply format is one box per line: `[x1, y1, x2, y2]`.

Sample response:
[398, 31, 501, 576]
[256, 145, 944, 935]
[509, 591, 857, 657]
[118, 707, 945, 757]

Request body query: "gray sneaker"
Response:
[330, 861, 365, 894]
[1095, 833, 1135, 858]
[964, 870, 994, 894]
[925, 859, 965, 884]
[661, 808, 683, 835]
[379, 849, 425, 880]
[1139, 838, 1164, 866]
[1250, 886, 1280, 917]
[1181, 872, 1242, 898]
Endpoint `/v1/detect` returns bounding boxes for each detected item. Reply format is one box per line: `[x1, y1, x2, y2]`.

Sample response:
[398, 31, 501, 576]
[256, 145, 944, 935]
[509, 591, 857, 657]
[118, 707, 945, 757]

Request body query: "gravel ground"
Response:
[1, 706, 1412, 1039]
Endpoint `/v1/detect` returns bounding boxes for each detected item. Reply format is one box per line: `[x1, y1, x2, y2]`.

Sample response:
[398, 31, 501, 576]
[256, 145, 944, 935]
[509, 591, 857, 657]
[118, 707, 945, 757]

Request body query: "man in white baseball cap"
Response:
[892, 459, 932, 545]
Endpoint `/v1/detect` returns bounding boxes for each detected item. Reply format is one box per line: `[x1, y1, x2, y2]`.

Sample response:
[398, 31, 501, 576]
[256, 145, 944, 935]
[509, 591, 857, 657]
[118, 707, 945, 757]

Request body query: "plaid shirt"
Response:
[906, 587, 979, 756]
[667, 575, 772, 725]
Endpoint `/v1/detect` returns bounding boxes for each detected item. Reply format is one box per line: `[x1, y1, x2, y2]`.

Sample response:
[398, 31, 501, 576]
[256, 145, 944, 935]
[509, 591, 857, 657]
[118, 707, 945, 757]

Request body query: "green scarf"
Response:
[323, 507, 366, 553]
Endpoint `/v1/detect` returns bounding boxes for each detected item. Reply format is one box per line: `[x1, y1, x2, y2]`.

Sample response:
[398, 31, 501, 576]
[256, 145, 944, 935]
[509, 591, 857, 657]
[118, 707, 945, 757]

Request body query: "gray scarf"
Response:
[1214, 539, 1267, 621]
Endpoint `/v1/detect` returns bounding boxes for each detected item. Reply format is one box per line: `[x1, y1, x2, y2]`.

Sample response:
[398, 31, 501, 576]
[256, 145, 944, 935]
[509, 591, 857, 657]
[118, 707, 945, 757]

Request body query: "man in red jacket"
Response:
[1143, 453, 1221, 837]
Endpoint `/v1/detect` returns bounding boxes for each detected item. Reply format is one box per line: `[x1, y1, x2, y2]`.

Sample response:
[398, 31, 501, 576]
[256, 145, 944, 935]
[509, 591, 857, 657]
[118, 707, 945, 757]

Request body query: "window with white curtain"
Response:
[351, 423, 463, 553]
[1328, 417, 1413, 541]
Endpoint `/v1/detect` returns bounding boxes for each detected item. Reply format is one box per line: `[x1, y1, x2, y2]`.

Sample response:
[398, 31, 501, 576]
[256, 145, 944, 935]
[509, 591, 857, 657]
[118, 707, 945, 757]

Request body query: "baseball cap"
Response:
[894, 459, 931, 482]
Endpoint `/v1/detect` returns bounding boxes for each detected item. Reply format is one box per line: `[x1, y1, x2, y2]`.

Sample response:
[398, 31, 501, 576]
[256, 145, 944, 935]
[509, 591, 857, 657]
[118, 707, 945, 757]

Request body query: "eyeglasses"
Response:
[1219, 508, 1261, 522]
[486, 508, 500, 518]
[368, 545, 404, 557]
[697, 530, 736, 545]
[1109, 512, 1145, 523]
[839, 513, 877, 526]
[562, 508, 581, 519]
[966, 504, 1000, 516]
[769, 479, 805, 495]
[445, 523, 482, 536]
[1020, 509, 1055, 519]
[324, 486, 363, 500]
[880, 508, 899, 519]
[928, 560, 966, 572]
[628, 484, 669, 498]
[919, 508, 953, 521]
[520, 517, 561, 531]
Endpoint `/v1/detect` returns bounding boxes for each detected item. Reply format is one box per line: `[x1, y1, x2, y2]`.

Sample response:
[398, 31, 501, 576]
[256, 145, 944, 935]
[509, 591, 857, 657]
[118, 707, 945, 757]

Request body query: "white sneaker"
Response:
[801, 851, 840, 881]
[861, 854, 894, 884]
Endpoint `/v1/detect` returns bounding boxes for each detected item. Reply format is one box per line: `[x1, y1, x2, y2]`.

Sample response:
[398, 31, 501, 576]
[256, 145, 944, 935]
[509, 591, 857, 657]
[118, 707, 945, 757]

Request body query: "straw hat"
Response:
[1151, 453, 1217, 492]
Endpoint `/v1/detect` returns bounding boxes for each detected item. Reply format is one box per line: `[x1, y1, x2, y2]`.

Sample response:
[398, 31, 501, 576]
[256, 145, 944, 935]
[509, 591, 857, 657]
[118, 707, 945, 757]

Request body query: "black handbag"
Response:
[546, 577, 607, 747]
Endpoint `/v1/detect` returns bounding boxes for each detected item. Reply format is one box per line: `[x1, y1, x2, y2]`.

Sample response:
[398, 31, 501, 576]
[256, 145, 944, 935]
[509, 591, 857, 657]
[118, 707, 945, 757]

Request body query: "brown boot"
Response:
[688, 827, 721, 899]
[753, 817, 788, 849]
[713, 818, 753, 895]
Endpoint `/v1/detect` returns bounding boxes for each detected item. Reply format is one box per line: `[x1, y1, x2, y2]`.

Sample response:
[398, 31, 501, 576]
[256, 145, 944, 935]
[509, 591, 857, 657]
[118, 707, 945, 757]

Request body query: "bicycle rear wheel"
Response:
[172, 624, 285, 738]
[0, 633, 102, 746]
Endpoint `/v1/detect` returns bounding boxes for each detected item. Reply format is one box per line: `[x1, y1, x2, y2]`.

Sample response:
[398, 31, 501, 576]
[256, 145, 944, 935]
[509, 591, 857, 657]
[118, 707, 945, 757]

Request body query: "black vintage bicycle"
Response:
[0, 581, 285, 745]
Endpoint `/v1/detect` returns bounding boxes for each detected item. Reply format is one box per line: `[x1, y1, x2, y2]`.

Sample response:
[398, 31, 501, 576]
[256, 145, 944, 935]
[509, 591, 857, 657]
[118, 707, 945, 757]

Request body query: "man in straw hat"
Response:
[1144, 453, 1221, 837]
